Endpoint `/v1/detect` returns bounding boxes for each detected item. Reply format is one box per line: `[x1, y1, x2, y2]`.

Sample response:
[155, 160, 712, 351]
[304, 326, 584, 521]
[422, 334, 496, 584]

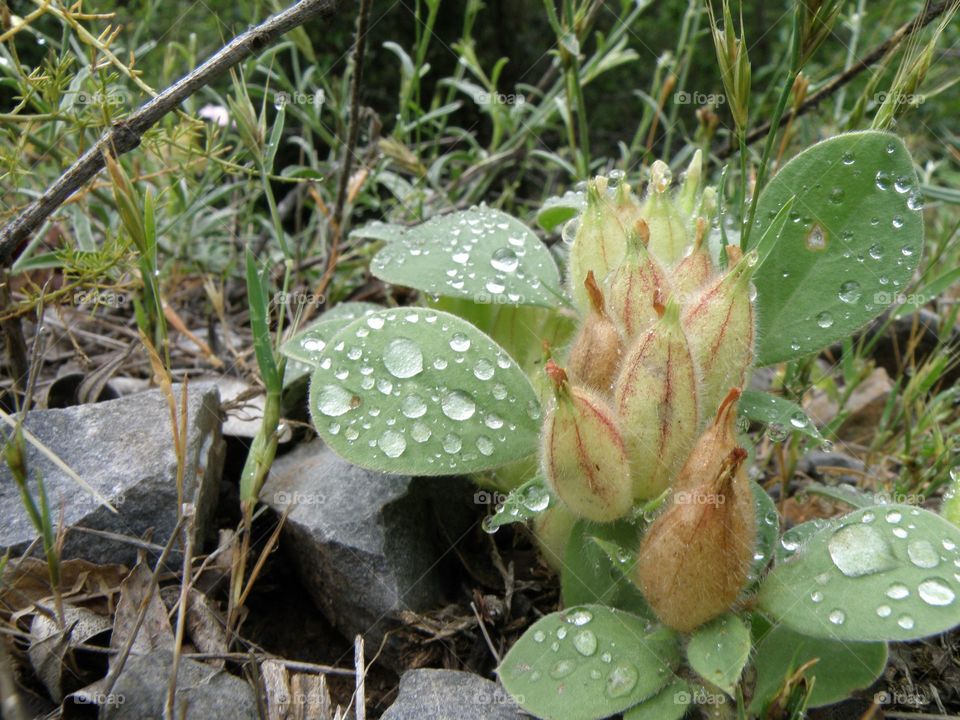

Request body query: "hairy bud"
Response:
[568, 272, 623, 393]
[614, 298, 699, 500]
[642, 161, 689, 266]
[681, 250, 757, 417]
[605, 220, 669, 339]
[634, 446, 756, 632]
[542, 361, 633, 522]
[671, 217, 713, 298]
[675, 387, 741, 492]
[569, 177, 628, 314]
[532, 503, 578, 574]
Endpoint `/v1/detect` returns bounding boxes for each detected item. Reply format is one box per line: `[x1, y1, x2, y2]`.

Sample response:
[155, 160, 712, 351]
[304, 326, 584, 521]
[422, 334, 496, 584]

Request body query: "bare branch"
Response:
[0, 0, 341, 267]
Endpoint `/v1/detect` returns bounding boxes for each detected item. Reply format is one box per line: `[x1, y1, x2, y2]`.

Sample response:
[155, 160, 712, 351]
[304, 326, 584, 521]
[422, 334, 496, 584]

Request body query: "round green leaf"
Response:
[308, 308, 541, 475]
[753, 131, 924, 365]
[537, 190, 585, 231]
[280, 302, 383, 368]
[499, 606, 680, 720]
[686, 613, 751, 695]
[759, 504, 960, 641]
[750, 621, 887, 710]
[370, 205, 563, 308]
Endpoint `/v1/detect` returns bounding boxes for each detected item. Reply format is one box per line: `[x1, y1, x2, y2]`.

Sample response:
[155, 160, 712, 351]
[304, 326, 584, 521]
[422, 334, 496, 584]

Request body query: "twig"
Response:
[717, 0, 952, 159]
[354, 635, 366, 720]
[0, 0, 341, 267]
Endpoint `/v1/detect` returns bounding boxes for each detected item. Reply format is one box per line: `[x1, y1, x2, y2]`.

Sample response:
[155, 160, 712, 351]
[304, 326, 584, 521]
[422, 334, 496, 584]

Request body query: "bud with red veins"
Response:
[568, 271, 623, 393]
[681, 250, 757, 418]
[569, 177, 628, 314]
[532, 503, 578, 574]
[613, 179, 644, 231]
[641, 161, 689, 266]
[672, 217, 714, 299]
[541, 361, 634, 522]
[634, 446, 756, 632]
[605, 219, 669, 339]
[614, 297, 699, 500]
[674, 387, 741, 493]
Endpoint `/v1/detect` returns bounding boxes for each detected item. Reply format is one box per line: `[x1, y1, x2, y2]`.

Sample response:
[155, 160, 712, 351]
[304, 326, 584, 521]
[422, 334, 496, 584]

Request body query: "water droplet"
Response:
[549, 659, 576, 679]
[401, 394, 427, 419]
[303, 338, 326, 352]
[894, 177, 912, 194]
[383, 338, 424, 378]
[907, 539, 940, 569]
[790, 412, 808, 429]
[533, 630, 546, 643]
[441, 390, 476, 421]
[565, 609, 593, 626]
[449, 333, 471, 352]
[492, 383, 508, 400]
[556, 626, 568, 640]
[838, 281, 862, 304]
[316, 385, 355, 417]
[862, 511, 876, 523]
[887, 583, 910, 600]
[605, 664, 638, 698]
[875, 171, 892, 190]
[411, 421, 431, 443]
[829, 524, 896, 577]
[877, 604, 892, 617]
[476, 436, 494, 456]
[816, 311, 834, 329]
[473, 359, 495, 380]
[491, 247, 519, 273]
[600, 652, 612, 663]
[805, 224, 827, 251]
[526, 401, 542, 421]
[378, 430, 406, 458]
[828, 609, 845, 625]
[485, 413, 504, 429]
[907, 194, 924, 211]
[897, 615, 914, 630]
[573, 630, 598, 656]
[886, 510, 902, 523]
[892, 215, 904, 229]
[828, 187, 845, 204]
[841, 151, 855, 165]
[442, 433, 462, 453]
[868, 244, 884, 260]
[918, 578, 955, 606]
[810, 591, 824, 603]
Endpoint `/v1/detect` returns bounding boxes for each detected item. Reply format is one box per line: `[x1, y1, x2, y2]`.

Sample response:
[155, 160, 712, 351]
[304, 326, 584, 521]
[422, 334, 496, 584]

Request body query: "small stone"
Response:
[381, 669, 525, 720]
[0, 387, 223, 567]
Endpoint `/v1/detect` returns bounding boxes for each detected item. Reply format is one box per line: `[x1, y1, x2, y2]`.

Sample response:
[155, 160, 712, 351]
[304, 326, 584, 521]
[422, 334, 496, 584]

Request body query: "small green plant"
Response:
[286, 124, 960, 717]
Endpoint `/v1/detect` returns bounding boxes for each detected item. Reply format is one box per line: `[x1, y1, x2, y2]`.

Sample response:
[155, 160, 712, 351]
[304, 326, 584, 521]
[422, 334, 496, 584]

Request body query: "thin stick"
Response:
[0, 0, 340, 266]
[165, 508, 195, 720]
[354, 635, 366, 720]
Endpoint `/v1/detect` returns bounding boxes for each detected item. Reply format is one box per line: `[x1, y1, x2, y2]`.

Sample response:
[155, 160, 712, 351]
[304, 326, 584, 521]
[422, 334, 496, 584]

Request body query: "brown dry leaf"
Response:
[160, 585, 229, 664]
[28, 604, 112, 703]
[1, 558, 128, 621]
[110, 561, 173, 658]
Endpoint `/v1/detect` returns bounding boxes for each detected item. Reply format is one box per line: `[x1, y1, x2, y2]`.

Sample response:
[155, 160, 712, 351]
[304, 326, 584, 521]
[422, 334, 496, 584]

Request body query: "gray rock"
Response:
[262, 440, 454, 649]
[381, 669, 526, 720]
[95, 649, 257, 719]
[798, 450, 865, 484]
[0, 386, 224, 567]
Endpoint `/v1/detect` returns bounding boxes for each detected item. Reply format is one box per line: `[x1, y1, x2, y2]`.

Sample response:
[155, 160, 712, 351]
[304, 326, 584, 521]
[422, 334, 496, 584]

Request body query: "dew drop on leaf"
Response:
[449, 333, 471, 352]
[316, 385, 354, 417]
[816, 311, 834, 329]
[549, 659, 576, 679]
[828, 609, 845, 625]
[377, 430, 406, 458]
[907, 539, 940, 569]
[441, 390, 476, 420]
[605, 663, 639, 698]
[401, 394, 427, 419]
[838, 280, 862, 304]
[491, 247, 520, 273]
[383, 338, 424, 378]
[918, 578, 955, 606]
[828, 524, 896, 577]
[573, 630, 598, 656]
[887, 583, 910, 600]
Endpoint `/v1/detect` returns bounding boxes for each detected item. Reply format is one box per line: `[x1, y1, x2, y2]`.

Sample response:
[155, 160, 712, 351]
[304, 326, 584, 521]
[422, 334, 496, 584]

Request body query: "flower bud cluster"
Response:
[540, 152, 758, 631]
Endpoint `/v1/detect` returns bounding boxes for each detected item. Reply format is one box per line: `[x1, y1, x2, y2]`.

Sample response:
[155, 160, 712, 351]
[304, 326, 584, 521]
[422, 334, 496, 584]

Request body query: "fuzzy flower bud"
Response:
[641, 161, 689, 266]
[613, 180, 645, 230]
[681, 249, 757, 418]
[634, 445, 756, 632]
[677, 149, 702, 217]
[674, 387, 741, 492]
[541, 361, 633, 522]
[532, 503, 578, 574]
[671, 217, 714, 299]
[614, 298, 699, 500]
[604, 220, 669, 339]
[568, 272, 623, 393]
[569, 177, 628, 314]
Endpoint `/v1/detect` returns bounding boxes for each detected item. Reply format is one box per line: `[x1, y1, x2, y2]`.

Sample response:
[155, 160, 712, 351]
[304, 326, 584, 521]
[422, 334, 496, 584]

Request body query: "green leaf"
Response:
[750, 621, 887, 710]
[370, 205, 563, 308]
[562, 519, 652, 618]
[752, 131, 924, 365]
[308, 307, 541, 475]
[245, 251, 280, 390]
[739, 390, 823, 442]
[622, 679, 690, 720]
[759, 504, 960, 641]
[499, 606, 680, 720]
[537, 189, 585, 231]
[280, 302, 383, 368]
[349, 220, 409, 243]
[686, 613, 751, 695]
[750, 481, 780, 584]
[481, 475, 552, 532]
